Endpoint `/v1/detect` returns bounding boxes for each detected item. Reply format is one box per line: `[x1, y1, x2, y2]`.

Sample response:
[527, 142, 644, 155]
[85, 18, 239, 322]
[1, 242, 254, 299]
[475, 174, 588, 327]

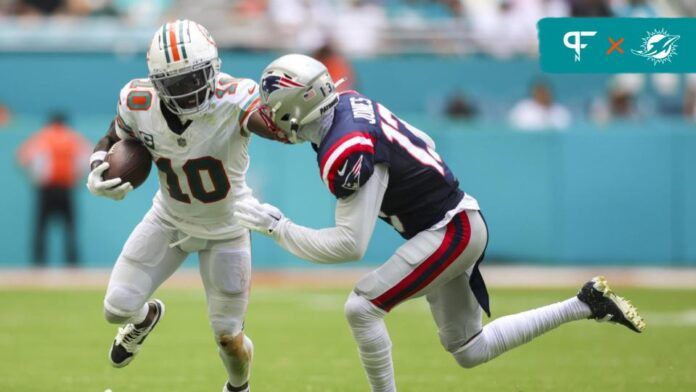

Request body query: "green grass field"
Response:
[1, 285, 695, 391]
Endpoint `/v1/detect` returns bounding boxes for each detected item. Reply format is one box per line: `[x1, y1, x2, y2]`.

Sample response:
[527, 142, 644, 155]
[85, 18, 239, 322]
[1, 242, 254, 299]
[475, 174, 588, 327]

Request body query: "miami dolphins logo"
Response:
[632, 29, 680, 65]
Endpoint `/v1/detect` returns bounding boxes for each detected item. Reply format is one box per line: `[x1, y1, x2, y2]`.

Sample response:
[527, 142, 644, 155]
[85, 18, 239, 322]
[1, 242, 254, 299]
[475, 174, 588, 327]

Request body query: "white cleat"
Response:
[109, 299, 165, 367]
[577, 276, 646, 333]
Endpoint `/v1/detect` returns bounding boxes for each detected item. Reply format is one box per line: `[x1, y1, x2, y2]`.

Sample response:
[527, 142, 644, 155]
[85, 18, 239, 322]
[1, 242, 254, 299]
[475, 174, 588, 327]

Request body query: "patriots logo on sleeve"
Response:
[318, 130, 376, 198]
[261, 75, 305, 97]
[342, 155, 364, 191]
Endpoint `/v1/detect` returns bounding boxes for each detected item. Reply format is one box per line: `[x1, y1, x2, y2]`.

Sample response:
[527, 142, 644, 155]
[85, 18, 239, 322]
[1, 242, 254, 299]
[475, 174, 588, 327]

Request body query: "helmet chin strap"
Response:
[295, 109, 334, 145]
[270, 101, 301, 144]
[288, 119, 300, 144]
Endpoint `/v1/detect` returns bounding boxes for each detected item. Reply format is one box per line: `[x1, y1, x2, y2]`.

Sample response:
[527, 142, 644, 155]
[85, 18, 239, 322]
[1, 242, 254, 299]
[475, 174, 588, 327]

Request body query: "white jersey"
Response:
[114, 73, 260, 239]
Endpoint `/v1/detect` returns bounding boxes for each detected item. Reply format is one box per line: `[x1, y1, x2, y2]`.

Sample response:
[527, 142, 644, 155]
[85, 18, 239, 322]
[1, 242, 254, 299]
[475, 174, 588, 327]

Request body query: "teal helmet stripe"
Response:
[161, 23, 171, 63]
[179, 20, 188, 60]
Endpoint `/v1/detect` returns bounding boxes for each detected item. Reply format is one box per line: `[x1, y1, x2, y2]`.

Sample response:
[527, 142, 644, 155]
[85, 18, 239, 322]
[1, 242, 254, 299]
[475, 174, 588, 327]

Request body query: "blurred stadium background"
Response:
[1, 1, 696, 391]
[1, 0, 696, 269]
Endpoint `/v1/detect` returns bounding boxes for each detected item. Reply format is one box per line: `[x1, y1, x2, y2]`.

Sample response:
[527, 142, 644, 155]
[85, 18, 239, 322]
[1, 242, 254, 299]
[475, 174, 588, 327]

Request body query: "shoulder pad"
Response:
[115, 79, 155, 138]
[214, 74, 257, 100]
[119, 79, 155, 112]
[214, 75, 261, 127]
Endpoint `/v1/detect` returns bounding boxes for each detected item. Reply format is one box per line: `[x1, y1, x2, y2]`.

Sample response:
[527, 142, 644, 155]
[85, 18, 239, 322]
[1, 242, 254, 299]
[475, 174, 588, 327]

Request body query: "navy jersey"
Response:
[314, 91, 464, 239]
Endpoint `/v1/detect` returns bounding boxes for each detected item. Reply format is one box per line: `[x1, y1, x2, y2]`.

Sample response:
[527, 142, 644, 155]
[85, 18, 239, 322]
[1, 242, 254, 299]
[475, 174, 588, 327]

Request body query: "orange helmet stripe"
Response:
[168, 22, 181, 62]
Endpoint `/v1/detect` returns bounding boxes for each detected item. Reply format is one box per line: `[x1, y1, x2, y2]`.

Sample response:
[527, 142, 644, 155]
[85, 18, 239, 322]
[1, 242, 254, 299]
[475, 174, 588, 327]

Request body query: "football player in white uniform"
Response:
[234, 55, 646, 391]
[86, 20, 279, 392]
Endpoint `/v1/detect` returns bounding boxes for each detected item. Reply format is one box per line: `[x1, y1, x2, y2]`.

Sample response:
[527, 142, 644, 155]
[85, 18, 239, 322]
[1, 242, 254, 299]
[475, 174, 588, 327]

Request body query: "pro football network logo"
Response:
[563, 31, 597, 62]
[632, 29, 680, 65]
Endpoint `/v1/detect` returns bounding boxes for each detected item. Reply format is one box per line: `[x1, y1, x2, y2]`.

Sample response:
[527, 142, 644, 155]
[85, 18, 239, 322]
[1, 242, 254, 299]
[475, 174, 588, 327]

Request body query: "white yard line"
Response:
[0, 265, 695, 290]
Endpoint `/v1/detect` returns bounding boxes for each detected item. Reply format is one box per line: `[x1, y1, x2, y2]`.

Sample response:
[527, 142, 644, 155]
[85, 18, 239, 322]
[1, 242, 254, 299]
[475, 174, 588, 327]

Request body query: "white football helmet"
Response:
[259, 54, 339, 143]
[147, 19, 221, 116]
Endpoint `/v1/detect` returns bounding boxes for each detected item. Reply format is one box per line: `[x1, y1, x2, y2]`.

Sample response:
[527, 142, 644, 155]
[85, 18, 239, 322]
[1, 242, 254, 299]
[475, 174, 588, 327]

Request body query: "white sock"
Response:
[454, 297, 590, 367]
[358, 321, 395, 392]
[129, 303, 150, 326]
[345, 293, 396, 392]
[219, 335, 253, 389]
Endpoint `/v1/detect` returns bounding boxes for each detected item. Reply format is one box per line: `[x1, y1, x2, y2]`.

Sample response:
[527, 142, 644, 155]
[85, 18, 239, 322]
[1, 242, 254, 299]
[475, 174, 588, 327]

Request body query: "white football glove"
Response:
[86, 162, 133, 201]
[234, 198, 284, 235]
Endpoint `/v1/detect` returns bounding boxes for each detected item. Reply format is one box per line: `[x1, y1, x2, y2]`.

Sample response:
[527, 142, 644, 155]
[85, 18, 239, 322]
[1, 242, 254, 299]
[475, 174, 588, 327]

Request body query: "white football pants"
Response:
[345, 209, 591, 392]
[352, 209, 488, 352]
[103, 207, 253, 386]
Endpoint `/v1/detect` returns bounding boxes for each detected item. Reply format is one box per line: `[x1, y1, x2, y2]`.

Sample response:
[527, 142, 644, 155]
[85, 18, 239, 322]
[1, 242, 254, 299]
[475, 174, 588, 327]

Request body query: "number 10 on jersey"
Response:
[155, 157, 231, 204]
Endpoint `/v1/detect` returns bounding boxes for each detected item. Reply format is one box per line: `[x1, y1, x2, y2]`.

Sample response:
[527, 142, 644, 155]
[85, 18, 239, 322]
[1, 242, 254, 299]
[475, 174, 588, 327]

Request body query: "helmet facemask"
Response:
[150, 60, 218, 116]
[259, 72, 340, 144]
[258, 102, 336, 145]
[258, 102, 299, 144]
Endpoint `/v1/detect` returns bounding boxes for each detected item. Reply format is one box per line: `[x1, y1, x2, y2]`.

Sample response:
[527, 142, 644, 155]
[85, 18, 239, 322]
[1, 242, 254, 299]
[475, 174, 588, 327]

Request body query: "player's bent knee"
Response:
[452, 334, 490, 369]
[344, 294, 365, 325]
[344, 292, 382, 327]
[207, 297, 246, 339]
[453, 350, 486, 369]
[218, 332, 249, 361]
[103, 286, 146, 323]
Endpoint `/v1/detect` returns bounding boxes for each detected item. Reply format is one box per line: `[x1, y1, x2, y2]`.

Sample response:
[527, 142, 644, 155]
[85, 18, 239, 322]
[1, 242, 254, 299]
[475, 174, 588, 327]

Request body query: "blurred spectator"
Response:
[652, 73, 682, 117]
[15, 0, 64, 15]
[591, 78, 640, 125]
[608, 88, 636, 118]
[541, 0, 571, 16]
[0, 103, 11, 127]
[682, 75, 696, 121]
[313, 42, 355, 91]
[652, 73, 679, 97]
[115, 0, 170, 24]
[570, 0, 613, 16]
[334, 0, 386, 57]
[0, 0, 11, 14]
[468, 0, 565, 58]
[16, 112, 91, 267]
[268, 0, 332, 52]
[672, 0, 696, 16]
[441, 0, 465, 17]
[13, 0, 120, 16]
[11, 0, 168, 20]
[444, 90, 478, 121]
[509, 80, 571, 131]
[683, 88, 696, 121]
[14, 0, 98, 16]
[614, 0, 658, 17]
[233, 0, 268, 18]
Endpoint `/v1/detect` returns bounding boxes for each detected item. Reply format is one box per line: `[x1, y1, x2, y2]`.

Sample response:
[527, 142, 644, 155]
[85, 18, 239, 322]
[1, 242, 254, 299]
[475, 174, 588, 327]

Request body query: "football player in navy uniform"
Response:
[234, 55, 645, 391]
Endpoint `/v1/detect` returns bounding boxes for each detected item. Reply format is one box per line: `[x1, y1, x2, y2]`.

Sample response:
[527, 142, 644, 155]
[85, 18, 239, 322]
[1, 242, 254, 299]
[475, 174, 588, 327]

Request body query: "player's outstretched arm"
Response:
[85, 119, 133, 201]
[234, 165, 389, 264]
[245, 111, 291, 143]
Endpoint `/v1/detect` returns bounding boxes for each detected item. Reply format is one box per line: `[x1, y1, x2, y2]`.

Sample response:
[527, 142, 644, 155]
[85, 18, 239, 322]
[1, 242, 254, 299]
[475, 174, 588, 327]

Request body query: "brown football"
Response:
[104, 139, 152, 189]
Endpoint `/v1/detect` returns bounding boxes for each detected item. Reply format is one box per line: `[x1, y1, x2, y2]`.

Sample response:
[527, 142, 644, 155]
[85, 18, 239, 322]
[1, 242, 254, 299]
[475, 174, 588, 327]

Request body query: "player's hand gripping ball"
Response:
[103, 139, 153, 189]
[86, 162, 132, 201]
